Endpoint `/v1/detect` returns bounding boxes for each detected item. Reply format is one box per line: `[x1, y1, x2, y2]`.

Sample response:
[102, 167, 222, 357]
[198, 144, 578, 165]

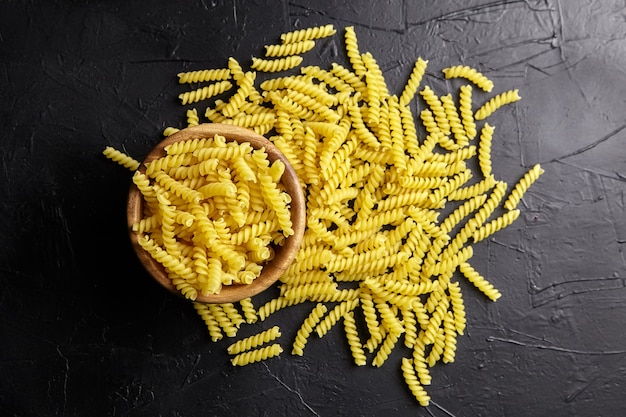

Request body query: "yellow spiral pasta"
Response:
[283, 77, 337, 107]
[420, 86, 450, 136]
[221, 72, 256, 117]
[441, 94, 468, 147]
[280, 24, 336, 44]
[447, 282, 466, 335]
[177, 68, 231, 84]
[251, 56, 303, 73]
[412, 336, 432, 385]
[162, 126, 180, 136]
[137, 235, 194, 280]
[292, 303, 328, 356]
[153, 171, 203, 204]
[230, 343, 283, 366]
[221, 302, 245, 328]
[455, 84, 476, 141]
[227, 325, 281, 354]
[344, 26, 366, 78]
[426, 325, 446, 367]
[372, 328, 402, 368]
[284, 89, 340, 123]
[315, 298, 359, 337]
[459, 262, 501, 301]
[442, 65, 494, 92]
[423, 297, 449, 345]
[503, 164, 545, 210]
[399, 57, 428, 106]
[282, 282, 338, 303]
[145, 153, 193, 175]
[474, 89, 521, 120]
[178, 80, 233, 105]
[239, 298, 258, 324]
[102, 146, 140, 171]
[223, 112, 276, 129]
[442, 311, 457, 364]
[401, 357, 431, 406]
[342, 311, 367, 366]
[446, 176, 496, 202]
[257, 297, 292, 322]
[440, 194, 488, 235]
[208, 304, 239, 337]
[473, 209, 521, 243]
[265, 40, 316, 57]
[358, 291, 383, 352]
[193, 302, 223, 342]
[330, 63, 368, 96]
[477, 122, 495, 177]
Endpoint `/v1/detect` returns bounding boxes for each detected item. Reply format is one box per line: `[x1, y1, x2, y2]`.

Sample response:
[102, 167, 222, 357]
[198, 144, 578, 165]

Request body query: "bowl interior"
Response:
[127, 123, 306, 303]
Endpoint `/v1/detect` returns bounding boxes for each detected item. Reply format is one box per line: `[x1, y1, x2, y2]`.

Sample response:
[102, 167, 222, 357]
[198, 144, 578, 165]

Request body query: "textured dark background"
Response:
[1, 1, 625, 416]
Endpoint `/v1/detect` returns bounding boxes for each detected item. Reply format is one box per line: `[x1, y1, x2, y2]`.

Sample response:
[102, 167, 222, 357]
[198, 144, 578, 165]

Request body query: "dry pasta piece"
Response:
[280, 24, 336, 44]
[442, 65, 494, 92]
[292, 303, 328, 356]
[342, 311, 367, 366]
[412, 335, 431, 385]
[102, 146, 140, 171]
[178, 80, 233, 105]
[265, 40, 316, 57]
[193, 302, 223, 342]
[177, 68, 231, 84]
[251, 56, 303, 73]
[420, 86, 450, 136]
[163, 126, 179, 136]
[401, 358, 431, 406]
[208, 304, 239, 337]
[442, 311, 457, 364]
[503, 164, 544, 210]
[441, 94, 469, 147]
[221, 72, 257, 117]
[315, 298, 359, 337]
[399, 57, 428, 106]
[474, 89, 521, 120]
[230, 343, 283, 366]
[472, 209, 520, 243]
[477, 123, 495, 177]
[186, 108, 200, 127]
[257, 297, 294, 321]
[344, 26, 366, 78]
[221, 302, 245, 328]
[372, 329, 402, 368]
[227, 326, 281, 354]
[426, 325, 446, 367]
[447, 282, 466, 335]
[459, 262, 501, 301]
[458, 84, 477, 139]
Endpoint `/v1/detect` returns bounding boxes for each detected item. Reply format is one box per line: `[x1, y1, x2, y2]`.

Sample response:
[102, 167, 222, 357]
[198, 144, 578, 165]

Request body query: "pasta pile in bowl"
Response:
[125, 123, 307, 304]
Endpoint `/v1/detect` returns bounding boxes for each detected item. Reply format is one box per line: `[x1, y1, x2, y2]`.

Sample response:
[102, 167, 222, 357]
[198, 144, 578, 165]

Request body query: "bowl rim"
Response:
[127, 123, 306, 304]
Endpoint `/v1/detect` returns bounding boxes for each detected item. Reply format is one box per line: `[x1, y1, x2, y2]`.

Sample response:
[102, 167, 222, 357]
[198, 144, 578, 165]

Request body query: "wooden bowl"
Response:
[127, 123, 306, 304]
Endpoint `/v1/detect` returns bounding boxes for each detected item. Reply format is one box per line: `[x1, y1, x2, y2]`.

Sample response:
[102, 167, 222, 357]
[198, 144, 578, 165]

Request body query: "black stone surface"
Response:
[1, 1, 625, 416]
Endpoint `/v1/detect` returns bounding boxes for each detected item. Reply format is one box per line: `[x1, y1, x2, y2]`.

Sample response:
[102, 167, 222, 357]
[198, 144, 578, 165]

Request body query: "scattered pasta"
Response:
[106, 23, 544, 409]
